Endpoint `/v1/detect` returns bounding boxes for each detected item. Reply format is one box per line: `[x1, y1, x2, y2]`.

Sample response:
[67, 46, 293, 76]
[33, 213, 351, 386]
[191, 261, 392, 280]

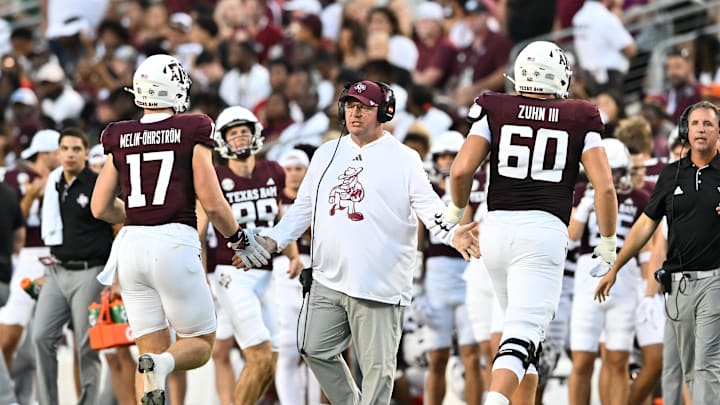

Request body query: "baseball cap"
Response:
[36, 62, 65, 83]
[340, 80, 385, 107]
[169, 12, 192, 33]
[279, 149, 310, 168]
[9, 88, 38, 106]
[415, 2, 444, 22]
[20, 129, 60, 159]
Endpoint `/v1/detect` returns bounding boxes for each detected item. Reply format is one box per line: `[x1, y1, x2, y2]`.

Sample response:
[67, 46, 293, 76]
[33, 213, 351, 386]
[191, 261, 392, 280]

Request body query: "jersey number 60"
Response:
[498, 124, 568, 183]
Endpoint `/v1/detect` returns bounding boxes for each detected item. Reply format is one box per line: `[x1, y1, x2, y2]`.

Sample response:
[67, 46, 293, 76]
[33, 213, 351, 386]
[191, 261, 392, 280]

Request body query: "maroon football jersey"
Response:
[426, 171, 486, 258]
[643, 157, 667, 186]
[213, 160, 286, 268]
[101, 114, 215, 228]
[476, 92, 604, 225]
[279, 191, 311, 256]
[2, 168, 43, 247]
[579, 188, 649, 254]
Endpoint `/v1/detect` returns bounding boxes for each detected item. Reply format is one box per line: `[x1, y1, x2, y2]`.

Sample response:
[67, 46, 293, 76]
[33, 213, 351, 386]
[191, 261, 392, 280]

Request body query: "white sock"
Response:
[484, 391, 510, 405]
[158, 352, 176, 373]
[143, 352, 175, 391]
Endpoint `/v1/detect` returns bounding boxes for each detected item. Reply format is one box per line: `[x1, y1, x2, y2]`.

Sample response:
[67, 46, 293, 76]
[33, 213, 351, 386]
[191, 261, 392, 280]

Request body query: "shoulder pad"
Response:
[466, 98, 486, 123]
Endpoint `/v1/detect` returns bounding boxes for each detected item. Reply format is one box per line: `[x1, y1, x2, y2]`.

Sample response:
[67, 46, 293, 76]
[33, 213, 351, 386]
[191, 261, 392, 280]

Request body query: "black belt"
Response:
[61, 259, 105, 270]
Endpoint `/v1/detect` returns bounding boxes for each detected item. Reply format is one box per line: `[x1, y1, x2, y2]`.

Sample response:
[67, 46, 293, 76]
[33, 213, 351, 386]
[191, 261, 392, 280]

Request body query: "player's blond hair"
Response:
[614, 116, 653, 156]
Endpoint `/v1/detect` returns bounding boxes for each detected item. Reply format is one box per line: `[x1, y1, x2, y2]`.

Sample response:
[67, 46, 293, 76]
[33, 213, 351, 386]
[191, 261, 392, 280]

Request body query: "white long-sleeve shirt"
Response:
[263, 132, 446, 305]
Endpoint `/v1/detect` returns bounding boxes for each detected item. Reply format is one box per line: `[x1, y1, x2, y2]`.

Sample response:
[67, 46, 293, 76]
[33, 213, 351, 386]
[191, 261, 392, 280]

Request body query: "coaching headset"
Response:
[678, 105, 691, 143]
[338, 81, 396, 129]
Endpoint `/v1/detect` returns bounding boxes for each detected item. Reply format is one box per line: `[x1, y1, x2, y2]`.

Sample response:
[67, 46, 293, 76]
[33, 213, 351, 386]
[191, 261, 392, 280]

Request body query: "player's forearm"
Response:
[205, 205, 238, 238]
[449, 170, 473, 209]
[593, 185, 617, 238]
[95, 198, 126, 224]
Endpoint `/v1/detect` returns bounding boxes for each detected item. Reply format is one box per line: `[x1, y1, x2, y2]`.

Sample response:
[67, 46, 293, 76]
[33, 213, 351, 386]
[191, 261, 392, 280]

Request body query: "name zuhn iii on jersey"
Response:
[119, 128, 182, 148]
[517, 105, 559, 122]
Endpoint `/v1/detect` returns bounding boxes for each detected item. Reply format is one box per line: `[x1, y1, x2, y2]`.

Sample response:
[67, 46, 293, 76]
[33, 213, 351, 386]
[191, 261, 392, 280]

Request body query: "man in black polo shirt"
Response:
[595, 101, 720, 404]
[31, 128, 113, 405]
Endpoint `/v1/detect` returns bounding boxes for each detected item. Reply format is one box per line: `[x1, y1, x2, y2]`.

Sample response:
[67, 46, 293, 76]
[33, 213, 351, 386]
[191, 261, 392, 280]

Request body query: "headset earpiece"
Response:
[374, 81, 396, 123]
[678, 105, 691, 142]
[338, 82, 351, 131]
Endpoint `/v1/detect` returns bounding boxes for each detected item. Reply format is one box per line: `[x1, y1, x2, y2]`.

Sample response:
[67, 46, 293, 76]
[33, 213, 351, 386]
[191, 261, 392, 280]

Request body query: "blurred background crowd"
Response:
[0, 0, 719, 174]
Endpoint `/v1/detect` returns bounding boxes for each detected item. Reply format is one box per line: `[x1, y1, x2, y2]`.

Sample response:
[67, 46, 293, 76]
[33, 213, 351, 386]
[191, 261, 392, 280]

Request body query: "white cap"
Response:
[284, 0, 322, 14]
[9, 88, 38, 106]
[415, 2, 444, 21]
[88, 144, 106, 166]
[46, 16, 90, 39]
[36, 62, 65, 83]
[170, 12, 193, 33]
[20, 129, 60, 159]
[279, 149, 310, 168]
[388, 36, 419, 72]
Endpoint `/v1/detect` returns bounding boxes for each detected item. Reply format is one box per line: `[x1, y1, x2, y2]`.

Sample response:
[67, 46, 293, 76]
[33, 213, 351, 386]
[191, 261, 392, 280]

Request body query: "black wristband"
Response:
[227, 226, 242, 243]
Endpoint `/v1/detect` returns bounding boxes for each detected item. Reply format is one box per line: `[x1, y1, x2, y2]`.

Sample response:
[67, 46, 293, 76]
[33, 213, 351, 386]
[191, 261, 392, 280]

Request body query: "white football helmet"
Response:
[602, 138, 632, 191]
[129, 54, 191, 112]
[214, 106, 264, 160]
[430, 130, 465, 157]
[513, 41, 572, 99]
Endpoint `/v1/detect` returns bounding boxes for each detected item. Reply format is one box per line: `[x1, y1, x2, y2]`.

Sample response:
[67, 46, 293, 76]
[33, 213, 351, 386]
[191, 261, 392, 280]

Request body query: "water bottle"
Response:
[20, 278, 40, 300]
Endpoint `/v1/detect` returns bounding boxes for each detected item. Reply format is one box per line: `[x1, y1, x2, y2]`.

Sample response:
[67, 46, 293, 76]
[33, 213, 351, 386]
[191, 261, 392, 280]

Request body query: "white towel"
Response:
[97, 227, 128, 286]
[41, 167, 64, 246]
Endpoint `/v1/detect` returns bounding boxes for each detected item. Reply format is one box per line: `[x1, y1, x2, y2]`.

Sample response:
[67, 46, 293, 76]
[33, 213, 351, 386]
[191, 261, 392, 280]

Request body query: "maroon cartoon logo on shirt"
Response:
[329, 167, 365, 221]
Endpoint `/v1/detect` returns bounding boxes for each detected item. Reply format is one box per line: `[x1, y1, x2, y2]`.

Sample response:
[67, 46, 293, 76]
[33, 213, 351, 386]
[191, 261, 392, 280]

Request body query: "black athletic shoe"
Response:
[138, 354, 166, 405]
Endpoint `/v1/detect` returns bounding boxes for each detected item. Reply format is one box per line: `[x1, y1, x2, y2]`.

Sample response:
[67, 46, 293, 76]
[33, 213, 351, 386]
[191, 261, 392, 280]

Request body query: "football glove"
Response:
[443, 202, 465, 225]
[593, 235, 617, 266]
[227, 227, 271, 268]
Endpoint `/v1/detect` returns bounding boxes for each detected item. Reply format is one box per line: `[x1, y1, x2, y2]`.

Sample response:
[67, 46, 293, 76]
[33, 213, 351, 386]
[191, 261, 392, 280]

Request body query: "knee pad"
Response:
[493, 338, 543, 374]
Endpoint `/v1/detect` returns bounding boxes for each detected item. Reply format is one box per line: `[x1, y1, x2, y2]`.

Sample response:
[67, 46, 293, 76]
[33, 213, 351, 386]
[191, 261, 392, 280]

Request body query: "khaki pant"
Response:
[668, 273, 720, 404]
[299, 281, 404, 405]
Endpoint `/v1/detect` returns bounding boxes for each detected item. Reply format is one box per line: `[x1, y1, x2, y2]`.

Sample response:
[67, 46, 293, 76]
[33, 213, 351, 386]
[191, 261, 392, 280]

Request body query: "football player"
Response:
[567, 138, 651, 405]
[422, 130, 484, 405]
[446, 41, 618, 405]
[91, 54, 269, 405]
[198, 106, 303, 405]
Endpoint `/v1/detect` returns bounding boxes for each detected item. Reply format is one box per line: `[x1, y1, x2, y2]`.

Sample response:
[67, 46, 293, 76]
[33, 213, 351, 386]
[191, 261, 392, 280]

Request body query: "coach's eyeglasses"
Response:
[345, 102, 376, 114]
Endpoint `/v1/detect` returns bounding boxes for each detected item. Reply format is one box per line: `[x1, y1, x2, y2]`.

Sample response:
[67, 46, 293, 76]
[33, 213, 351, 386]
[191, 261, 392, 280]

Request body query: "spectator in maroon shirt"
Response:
[413, 1, 457, 90]
[662, 47, 702, 122]
[451, 1, 513, 105]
